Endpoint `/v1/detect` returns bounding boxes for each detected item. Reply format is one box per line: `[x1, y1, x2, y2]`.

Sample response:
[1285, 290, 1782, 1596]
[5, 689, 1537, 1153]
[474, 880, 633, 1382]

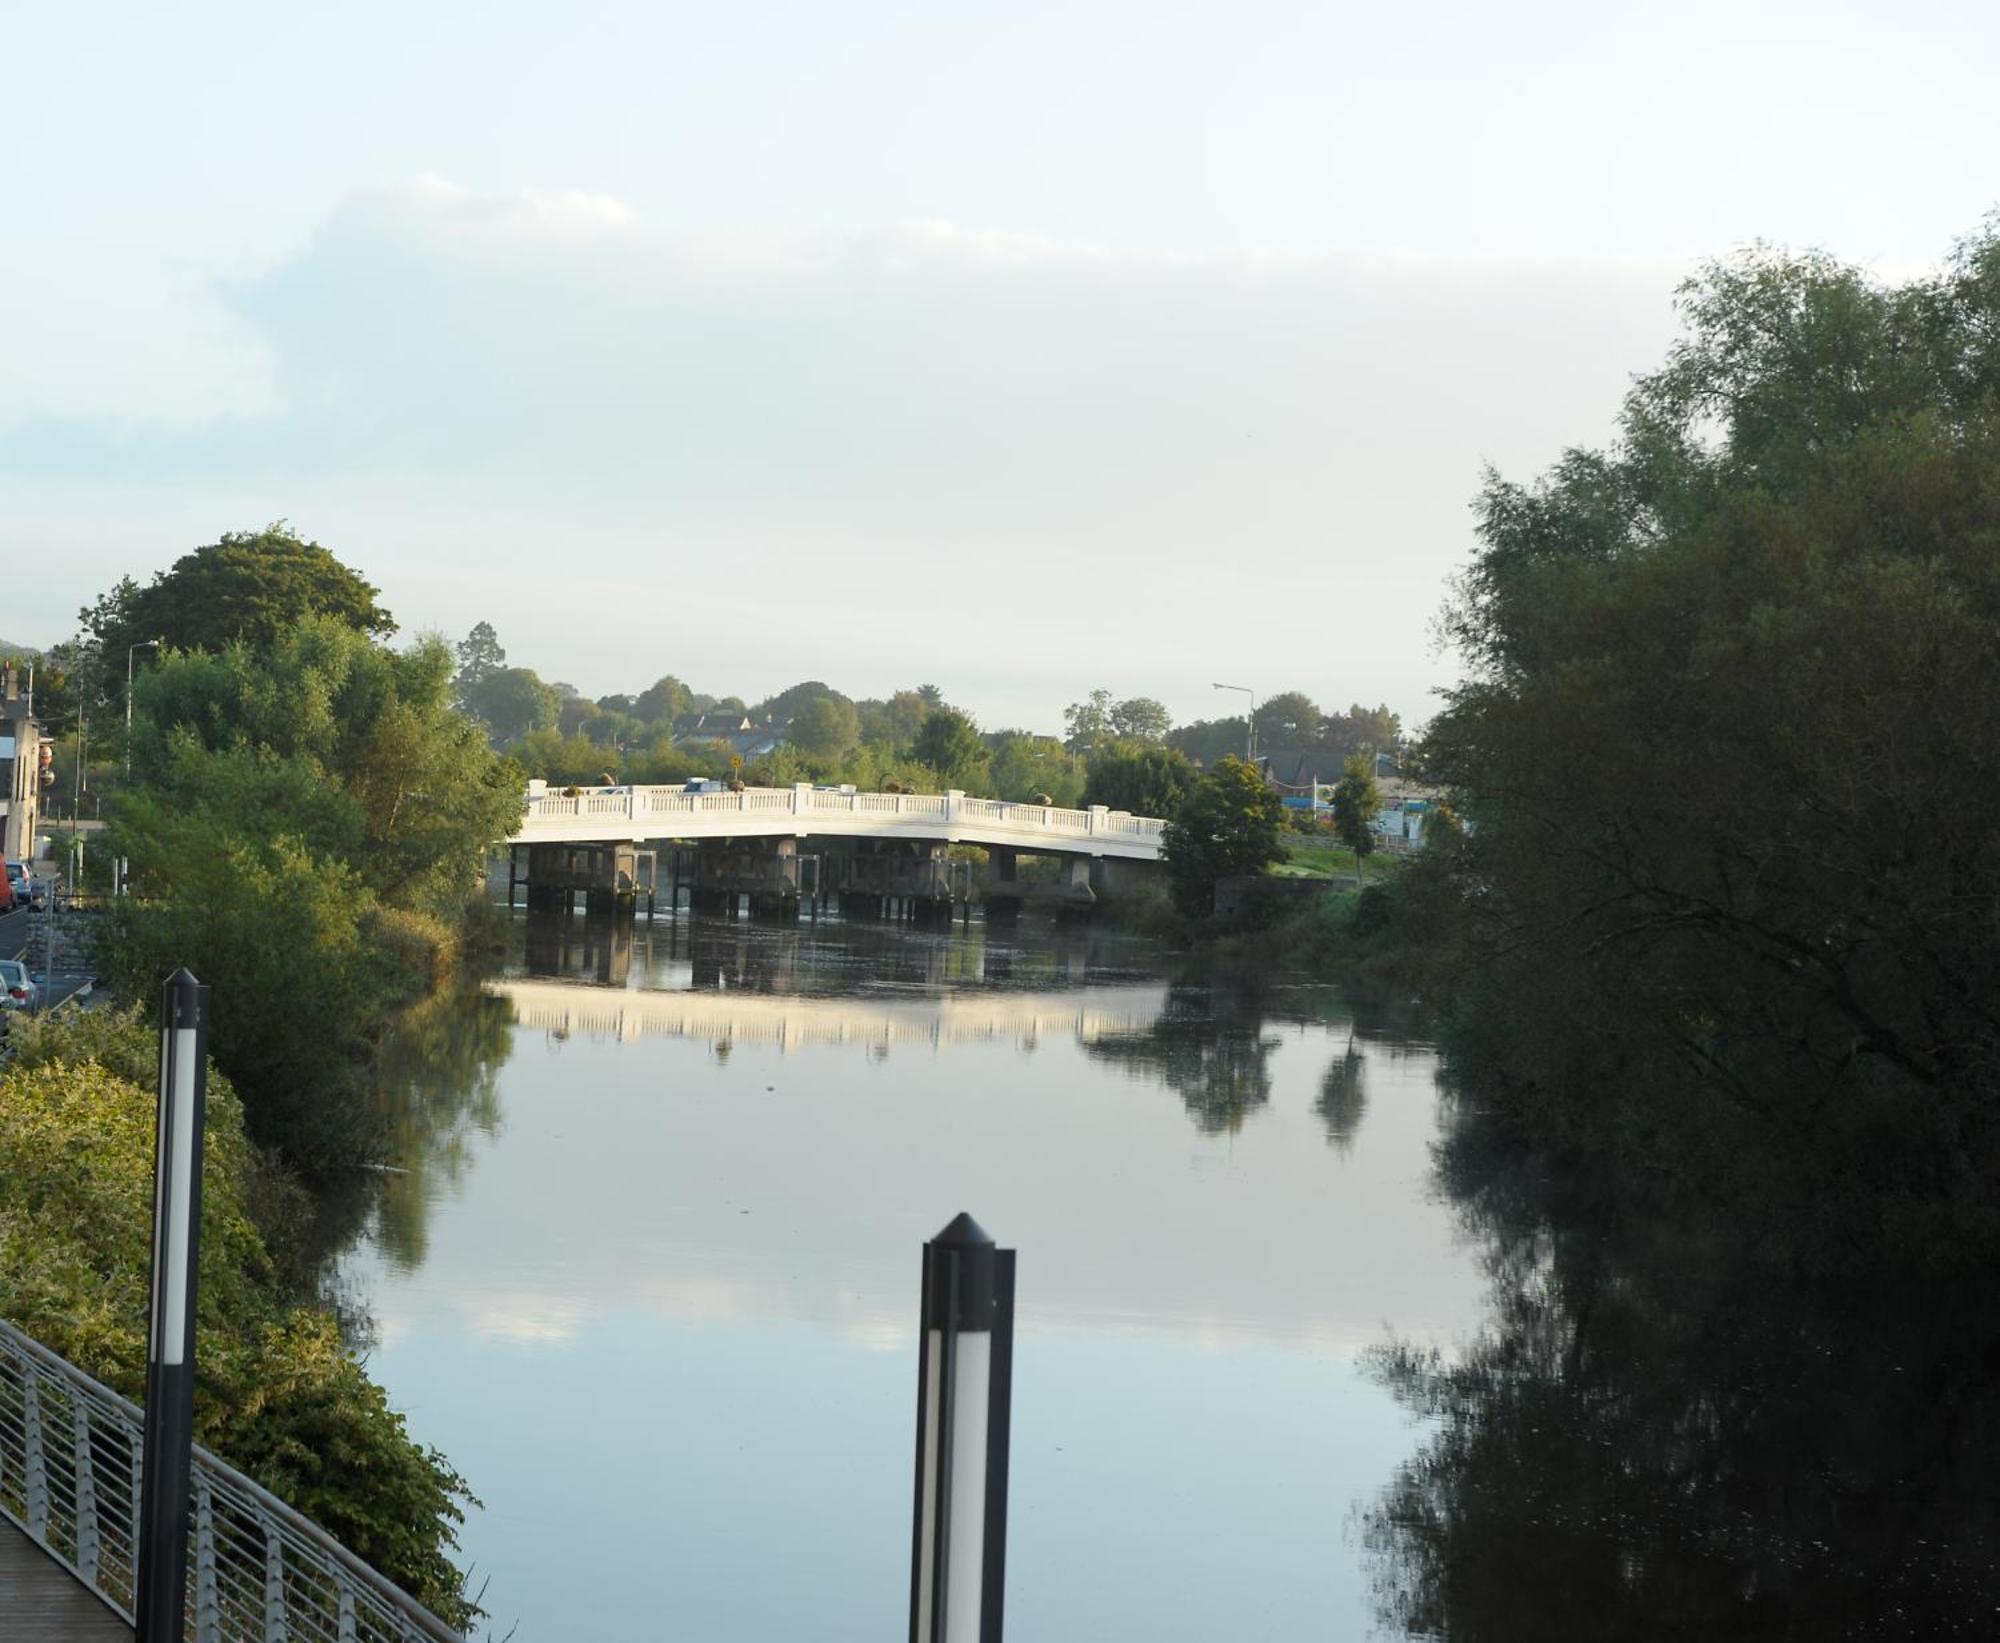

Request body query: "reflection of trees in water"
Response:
[1366, 1090, 2000, 1639]
[307, 987, 515, 1306]
[1316, 1040, 1366, 1152]
[369, 987, 514, 1271]
[1086, 982, 1280, 1134]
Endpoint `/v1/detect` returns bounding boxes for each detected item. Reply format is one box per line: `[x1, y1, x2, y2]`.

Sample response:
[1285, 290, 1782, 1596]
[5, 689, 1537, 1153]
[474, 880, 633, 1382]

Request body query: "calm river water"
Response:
[337, 912, 1484, 1640]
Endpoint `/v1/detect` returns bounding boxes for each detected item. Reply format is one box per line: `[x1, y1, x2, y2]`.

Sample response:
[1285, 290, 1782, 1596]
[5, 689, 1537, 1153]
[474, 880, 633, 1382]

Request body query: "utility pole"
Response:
[121, 639, 161, 897]
[1212, 682, 1256, 766]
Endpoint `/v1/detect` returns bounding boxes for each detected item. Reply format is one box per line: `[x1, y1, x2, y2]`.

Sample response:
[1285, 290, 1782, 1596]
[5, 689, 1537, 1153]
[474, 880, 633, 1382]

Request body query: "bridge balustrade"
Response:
[514, 784, 1167, 859]
[0, 1318, 461, 1643]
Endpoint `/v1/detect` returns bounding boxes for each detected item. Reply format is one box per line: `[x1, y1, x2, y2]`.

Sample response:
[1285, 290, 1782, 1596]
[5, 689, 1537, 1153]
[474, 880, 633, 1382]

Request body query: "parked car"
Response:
[0, 958, 37, 1011]
[4, 861, 35, 907]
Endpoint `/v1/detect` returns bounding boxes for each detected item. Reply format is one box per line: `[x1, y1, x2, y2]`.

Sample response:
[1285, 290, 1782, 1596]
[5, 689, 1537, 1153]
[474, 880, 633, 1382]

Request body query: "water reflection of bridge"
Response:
[485, 978, 1172, 1053]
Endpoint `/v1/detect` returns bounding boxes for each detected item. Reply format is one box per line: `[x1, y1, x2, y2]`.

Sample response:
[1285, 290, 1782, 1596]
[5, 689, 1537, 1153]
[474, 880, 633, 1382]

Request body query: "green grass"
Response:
[1275, 839, 1363, 879]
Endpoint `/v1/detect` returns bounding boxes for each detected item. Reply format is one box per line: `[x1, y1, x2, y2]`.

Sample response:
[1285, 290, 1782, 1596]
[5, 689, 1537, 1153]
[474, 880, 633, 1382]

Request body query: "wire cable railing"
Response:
[0, 1317, 463, 1642]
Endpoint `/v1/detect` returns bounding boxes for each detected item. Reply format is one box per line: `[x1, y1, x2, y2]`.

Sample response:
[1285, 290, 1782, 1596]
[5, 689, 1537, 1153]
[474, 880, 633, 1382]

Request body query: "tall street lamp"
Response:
[1212, 682, 1255, 764]
[122, 639, 162, 897]
[125, 639, 162, 777]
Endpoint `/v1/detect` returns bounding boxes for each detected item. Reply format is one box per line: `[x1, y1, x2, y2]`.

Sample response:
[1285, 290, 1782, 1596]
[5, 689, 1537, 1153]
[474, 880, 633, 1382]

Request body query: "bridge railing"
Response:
[519, 783, 1166, 843]
[0, 1317, 462, 1642]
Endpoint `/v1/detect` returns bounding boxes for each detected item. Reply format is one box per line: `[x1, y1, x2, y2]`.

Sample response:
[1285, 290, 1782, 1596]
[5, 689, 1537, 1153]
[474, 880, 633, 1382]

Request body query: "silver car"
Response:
[0, 959, 37, 1011]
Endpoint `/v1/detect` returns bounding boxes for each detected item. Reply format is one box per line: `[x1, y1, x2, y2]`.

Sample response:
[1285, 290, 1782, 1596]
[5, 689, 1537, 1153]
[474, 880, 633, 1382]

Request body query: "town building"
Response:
[0, 664, 45, 864]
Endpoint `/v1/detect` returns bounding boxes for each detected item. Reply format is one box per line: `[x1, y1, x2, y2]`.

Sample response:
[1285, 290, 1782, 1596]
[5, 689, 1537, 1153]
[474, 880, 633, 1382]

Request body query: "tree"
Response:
[856, 690, 931, 749]
[633, 675, 693, 726]
[988, 732, 1084, 806]
[759, 679, 848, 723]
[1160, 757, 1285, 916]
[463, 666, 560, 743]
[128, 617, 521, 910]
[111, 524, 394, 658]
[453, 621, 505, 693]
[0, 1010, 479, 1626]
[1063, 689, 1115, 752]
[1109, 696, 1172, 742]
[1253, 689, 1322, 747]
[1321, 702, 1401, 758]
[1330, 752, 1381, 882]
[1419, 222, 2000, 1273]
[916, 683, 945, 708]
[1084, 741, 1199, 817]
[1168, 715, 1252, 768]
[789, 693, 861, 757]
[912, 707, 988, 787]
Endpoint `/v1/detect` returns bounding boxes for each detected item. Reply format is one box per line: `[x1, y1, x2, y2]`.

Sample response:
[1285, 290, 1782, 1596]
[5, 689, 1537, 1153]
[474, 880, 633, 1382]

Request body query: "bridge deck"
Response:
[0, 1520, 132, 1640]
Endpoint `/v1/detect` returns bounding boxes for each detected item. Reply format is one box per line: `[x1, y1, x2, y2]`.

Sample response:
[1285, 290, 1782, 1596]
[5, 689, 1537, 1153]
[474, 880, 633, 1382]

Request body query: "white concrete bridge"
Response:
[511, 782, 1167, 861]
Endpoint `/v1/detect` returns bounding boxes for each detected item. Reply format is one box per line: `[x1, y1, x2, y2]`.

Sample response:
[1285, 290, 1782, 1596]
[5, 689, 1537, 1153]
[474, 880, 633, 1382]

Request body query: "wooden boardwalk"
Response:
[0, 1519, 133, 1639]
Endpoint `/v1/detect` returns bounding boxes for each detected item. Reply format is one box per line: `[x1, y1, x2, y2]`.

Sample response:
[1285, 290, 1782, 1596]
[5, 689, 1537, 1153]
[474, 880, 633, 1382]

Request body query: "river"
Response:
[332, 911, 1484, 1640]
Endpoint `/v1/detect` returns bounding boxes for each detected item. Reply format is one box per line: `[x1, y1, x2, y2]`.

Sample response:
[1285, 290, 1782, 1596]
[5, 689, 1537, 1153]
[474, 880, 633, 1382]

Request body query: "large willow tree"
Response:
[1423, 223, 2000, 1269]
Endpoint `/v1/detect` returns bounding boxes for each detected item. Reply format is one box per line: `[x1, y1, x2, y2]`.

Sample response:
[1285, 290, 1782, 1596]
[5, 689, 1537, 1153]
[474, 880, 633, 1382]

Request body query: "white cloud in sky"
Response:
[5, 179, 1691, 727]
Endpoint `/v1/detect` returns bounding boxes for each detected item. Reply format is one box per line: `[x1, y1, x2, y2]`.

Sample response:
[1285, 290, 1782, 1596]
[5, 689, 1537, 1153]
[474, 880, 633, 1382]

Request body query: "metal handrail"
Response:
[0, 1316, 464, 1642]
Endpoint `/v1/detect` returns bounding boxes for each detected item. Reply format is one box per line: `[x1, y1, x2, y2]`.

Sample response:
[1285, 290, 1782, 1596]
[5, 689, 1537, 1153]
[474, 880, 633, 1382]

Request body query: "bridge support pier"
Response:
[690, 837, 802, 920]
[522, 842, 639, 915]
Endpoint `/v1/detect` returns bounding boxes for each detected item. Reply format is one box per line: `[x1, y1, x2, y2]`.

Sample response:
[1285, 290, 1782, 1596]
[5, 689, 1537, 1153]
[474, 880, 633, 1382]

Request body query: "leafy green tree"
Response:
[452, 621, 505, 693]
[758, 679, 845, 723]
[789, 693, 862, 757]
[1167, 715, 1252, 768]
[988, 732, 1085, 806]
[1160, 756, 1285, 916]
[633, 675, 693, 725]
[132, 619, 519, 908]
[916, 683, 944, 708]
[509, 727, 623, 785]
[107, 525, 394, 659]
[1109, 696, 1172, 742]
[1330, 752, 1382, 880]
[912, 707, 989, 787]
[463, 665, 561, 743]
[1084, 740, 1198, 816]
[856, 689, 931, 748]
[1253, 689, 1321, 746]
[0, 1010, 478, 1626]
[1063, 688, 1115, 752]
[1321, 702, 1401, 757]
[1421, 222, 2000, 1269]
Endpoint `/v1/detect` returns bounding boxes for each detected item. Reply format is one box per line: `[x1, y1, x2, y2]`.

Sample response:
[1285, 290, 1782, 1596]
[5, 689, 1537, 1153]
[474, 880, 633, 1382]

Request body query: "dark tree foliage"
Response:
[462, 666, 560, 743]
[1420, 223, 2000, 1269]
[1082, 740, 1198, 818]
[1329, 752, 1380, 864]
[108, 524, 394, 658]
[632, 675, 693, 725]
[1159, 756, 1286, 916]
[912, 706, 987, 783]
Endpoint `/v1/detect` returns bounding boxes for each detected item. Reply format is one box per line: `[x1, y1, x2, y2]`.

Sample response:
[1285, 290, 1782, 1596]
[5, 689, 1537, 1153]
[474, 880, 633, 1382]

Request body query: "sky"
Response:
[6, 0, 1997, 733]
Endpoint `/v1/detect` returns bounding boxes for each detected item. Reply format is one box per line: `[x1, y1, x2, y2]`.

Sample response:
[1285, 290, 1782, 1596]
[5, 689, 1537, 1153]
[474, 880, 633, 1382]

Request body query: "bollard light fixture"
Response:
[136, 968, 210, 1643]
[910, 1212, 1016, 1643]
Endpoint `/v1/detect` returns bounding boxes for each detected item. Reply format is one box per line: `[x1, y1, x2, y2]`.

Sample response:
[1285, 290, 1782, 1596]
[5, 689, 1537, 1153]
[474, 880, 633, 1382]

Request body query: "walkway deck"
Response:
[0, 1520, 132, 1640]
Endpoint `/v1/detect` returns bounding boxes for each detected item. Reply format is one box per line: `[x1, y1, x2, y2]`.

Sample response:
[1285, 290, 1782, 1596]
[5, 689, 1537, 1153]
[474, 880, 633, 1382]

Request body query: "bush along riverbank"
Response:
[0, 1007, 481, 1628]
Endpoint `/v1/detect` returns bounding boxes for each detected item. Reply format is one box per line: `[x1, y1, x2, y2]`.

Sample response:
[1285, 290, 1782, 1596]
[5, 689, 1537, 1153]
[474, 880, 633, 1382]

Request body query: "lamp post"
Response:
[910, 1213, 1016, 1643]
[125, 639, 161, 777]
[121, 640, 160, 898]
[136, 969, 210, 1643]
[1212, 682, 1255, 765]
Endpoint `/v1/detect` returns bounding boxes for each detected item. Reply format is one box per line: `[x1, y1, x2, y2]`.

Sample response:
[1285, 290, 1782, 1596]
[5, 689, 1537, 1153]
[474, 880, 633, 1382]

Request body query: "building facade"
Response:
[0, 667, 45, 863]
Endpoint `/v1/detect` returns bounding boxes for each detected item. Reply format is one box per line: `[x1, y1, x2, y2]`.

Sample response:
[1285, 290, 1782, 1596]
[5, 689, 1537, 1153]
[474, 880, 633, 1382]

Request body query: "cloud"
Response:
[1, 180, 1692, 719]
